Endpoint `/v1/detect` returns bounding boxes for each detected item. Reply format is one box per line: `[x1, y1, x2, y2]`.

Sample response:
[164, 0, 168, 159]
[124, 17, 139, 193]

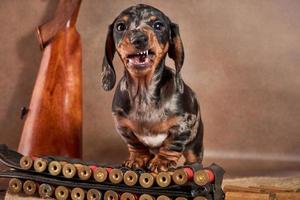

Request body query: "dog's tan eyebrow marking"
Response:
[150, 16, 157, 21]
[121, 15, 129, 21]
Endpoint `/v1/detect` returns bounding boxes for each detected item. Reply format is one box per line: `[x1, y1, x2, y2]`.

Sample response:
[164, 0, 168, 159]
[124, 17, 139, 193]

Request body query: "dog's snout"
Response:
[130, 31, 148, 50]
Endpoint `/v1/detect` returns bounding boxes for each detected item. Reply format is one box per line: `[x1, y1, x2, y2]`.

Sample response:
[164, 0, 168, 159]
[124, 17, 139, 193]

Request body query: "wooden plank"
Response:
[224, 185, 262, 193]
[225, 192, 271, 200]
[5, 192, 49, 200]
[275, 192, 300, 200]
[254, 185, 294, 193]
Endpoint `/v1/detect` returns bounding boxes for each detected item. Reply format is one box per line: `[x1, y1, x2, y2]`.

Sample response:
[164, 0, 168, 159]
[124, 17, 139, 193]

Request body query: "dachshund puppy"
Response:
[101, 4, 203, 172]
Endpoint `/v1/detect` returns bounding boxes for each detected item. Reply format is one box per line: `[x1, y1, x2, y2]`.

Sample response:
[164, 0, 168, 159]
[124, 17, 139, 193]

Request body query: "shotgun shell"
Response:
[93, 167, 108, 182]
[87, 188, 102, 200]
[109, 168, 123, 184]
[139, 172, 155, 188]
[193, 169, 215, 186]
[71, 187, 85, 200]
[104, 190, 119, 200]
[77, 165, 92, 180]
[124, 170, 138, 186]
[55, 186, 69, 200]
[120, 192, 136, 200]
[38, 183, 54, 198]
[34, 158, 48, 173]
[193, 197, 208, 200]
[156, 172, 171, 187]
[139, 194, 155, 200]
[19, 156, 33, 170]
[48, 161, 62, 176]
[63, 163, 77, 178]
[157, 195, 171, 200]
[172, 167, 194, 185]
[175, 197, 188, 200]
[23, 180, 37, 196]
[89, 165, 98, 171]
[8, 178, 22, 193]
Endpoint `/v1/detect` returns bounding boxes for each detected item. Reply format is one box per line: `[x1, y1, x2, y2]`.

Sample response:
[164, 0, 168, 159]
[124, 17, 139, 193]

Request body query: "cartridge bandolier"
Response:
[1, 144, 225, 200]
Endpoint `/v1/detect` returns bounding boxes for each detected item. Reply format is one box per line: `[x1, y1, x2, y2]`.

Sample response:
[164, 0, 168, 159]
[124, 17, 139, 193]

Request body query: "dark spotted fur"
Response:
[101, 4, 204, 172]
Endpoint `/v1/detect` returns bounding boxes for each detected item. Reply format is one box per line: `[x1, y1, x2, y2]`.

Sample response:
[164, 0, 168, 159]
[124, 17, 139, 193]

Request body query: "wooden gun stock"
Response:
[37, 0, 81, 49]
[18, 0, 83, 158]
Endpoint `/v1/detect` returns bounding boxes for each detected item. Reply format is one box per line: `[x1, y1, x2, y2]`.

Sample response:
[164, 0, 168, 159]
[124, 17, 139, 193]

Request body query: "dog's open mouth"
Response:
[126, 50, 155, 69]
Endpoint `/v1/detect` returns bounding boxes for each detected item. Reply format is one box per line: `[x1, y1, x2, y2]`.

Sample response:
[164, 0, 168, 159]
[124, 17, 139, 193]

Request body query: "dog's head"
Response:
[101, 4, 184, 91]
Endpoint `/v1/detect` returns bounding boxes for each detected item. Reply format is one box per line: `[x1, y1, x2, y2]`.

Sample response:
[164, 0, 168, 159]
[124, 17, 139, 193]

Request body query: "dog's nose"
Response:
[130, 31, 148, 50]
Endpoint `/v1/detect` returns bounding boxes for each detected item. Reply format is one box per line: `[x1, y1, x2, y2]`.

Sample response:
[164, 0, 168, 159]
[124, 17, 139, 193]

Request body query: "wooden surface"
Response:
[223, 176, 300, 190]
[223, 177, 300, 200]
[17, 0, 83, 158]
[5, 192, 44, 200]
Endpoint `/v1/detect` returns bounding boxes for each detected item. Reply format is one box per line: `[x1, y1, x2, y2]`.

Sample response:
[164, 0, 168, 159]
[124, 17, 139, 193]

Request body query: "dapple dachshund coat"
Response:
[101, 4, 204, 172]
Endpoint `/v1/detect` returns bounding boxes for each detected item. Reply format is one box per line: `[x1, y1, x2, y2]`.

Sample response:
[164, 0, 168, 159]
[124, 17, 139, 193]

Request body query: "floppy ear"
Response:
[101, 24, 116, 91]
[168, 23, 185, 93]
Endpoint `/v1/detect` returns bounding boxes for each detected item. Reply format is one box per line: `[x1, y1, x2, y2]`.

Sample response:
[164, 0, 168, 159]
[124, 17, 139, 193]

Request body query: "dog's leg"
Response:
[148, 148, 182, 172]
[116, 126, 152, 169]
[148, 130, 192, 172]
[126, 145, 153, 169]
[183, 119, 204, 164]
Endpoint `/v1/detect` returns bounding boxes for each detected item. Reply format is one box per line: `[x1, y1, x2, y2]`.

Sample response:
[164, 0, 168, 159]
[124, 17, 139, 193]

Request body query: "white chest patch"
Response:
[139, 134, 168, 148]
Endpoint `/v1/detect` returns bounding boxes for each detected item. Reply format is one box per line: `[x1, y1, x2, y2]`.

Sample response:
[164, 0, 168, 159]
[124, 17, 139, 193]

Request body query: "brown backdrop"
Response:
[0, 0, 299, 178]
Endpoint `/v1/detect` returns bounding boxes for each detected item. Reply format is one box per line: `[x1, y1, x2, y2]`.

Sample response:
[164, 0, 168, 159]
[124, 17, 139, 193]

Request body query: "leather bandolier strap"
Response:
[0, 144, 225, 200]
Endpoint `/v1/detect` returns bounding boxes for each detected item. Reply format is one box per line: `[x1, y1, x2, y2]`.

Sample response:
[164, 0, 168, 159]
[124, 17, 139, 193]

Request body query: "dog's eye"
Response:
[153, 22, 164, 31]
[116, 22, 126, 32]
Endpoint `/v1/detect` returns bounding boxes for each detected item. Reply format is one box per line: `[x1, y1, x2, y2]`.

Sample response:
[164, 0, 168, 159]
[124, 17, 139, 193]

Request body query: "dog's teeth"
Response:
[136, 51, 149, 56]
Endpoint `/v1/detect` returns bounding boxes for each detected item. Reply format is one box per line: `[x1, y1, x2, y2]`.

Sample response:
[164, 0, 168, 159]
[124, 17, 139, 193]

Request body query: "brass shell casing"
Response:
[55, 186, 69, 200]
[175, 197, 188, 200]
[93, 167, 108, 182]
[157, 195, 171, 200]
[87, 188, 102, 200]
[62, 163, 77, 178]
[139, 173, 154, 188]
[156, 172, 171, 187]
[104, 190, 119, 200]
[8, 178, 22, 193]
[23, 180, 37, 196]
[38, 183, 54, 198]
[33, 158, 48, 173]
[19, 156, 33, 170]
[139, 194, 155, 200]
[77, 165, 92, 180]
[48, 161, 62, 176]
[193, 197, 208, 200]
[193, 170, 209, 186]
[124, 170, 138, 186]
[109, 169, 123, 184]
[71, 187, 85, 200]
[120, 192, 136, 200]
[172, 169, 188, 185]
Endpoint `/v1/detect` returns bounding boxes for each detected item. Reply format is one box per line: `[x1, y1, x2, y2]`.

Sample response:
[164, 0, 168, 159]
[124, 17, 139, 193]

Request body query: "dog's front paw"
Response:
[147, 156, 177, 173]
[148, 149, 182, 173]
[123, 154, 152, 169]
